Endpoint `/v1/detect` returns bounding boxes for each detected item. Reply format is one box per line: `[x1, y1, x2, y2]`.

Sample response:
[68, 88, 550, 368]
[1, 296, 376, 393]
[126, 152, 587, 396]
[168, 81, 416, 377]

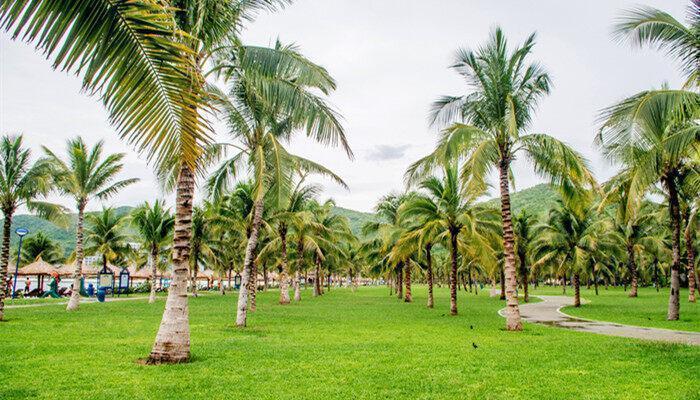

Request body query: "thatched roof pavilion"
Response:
[17, 257, 58, 276]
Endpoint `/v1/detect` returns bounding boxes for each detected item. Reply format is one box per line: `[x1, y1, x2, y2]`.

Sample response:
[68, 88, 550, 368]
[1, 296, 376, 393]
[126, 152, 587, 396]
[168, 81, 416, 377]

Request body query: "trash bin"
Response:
[97, 288, 106, 302]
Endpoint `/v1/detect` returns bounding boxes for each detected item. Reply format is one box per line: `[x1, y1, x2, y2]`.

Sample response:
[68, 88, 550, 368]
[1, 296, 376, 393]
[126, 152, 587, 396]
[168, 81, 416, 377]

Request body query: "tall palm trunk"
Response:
[0, 207, 14, 321]
[190, 246, 199, 298]
[279, 226, 290, 304]
[249, 258, 257, 312]
[653, 258, 660, 292]
[294, 270, 301, 301]
[573, 273, 581, 307]
[66, 200, 86, 311]
[594, 271, 599, 296]
[148, 165, 194, 363]
[149, 247, 159, 304]
[426, 244, 434, 309]
[499, 268, 506, 300]
[499, 159, 522, 330]
[666, 178, 681, 320]
[685, 225, 696, 303]
[236, 199, 263, 328]
[449, 230, 458, 316]
[313, 254, 321, 297]
[396, 265, 403, 300]
[518, 251, 529, 302]
[404, 262, 412, 303]
[627, 239, 638, 297]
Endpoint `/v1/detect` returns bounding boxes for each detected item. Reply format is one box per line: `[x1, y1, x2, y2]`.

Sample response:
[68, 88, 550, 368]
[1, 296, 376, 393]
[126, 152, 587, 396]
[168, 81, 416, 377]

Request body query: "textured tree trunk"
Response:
[561, 273, 567, 294]
[66, 201, 86, 311]
[499, 159, 522, 330]
[190, 247, 199, 298]
[249, 257, 258, 313]
[294, 270, 302, 302]
[627, 239, 638, 297]
[263, 265, 268, 291]
[148, 165, 194, 363]
[449, 230, 458, 316]
[426, 244, 434, 309]
[313, 255, 321, 297]
[236, 199, 264, 327]
[654, 260, 659, 292]
[404, 262, 412, 303]
[278, 226, 290, 304]
[666, 179, 681, 320]
[573, 273, 581, 307]
[685, 225, 696, 303]
[499, 268, 506, 300]
[149, 247, 158, 304]
[0, 208, 14, 321]
[396, 265, 403, 300]
[594, 271, 599, 296]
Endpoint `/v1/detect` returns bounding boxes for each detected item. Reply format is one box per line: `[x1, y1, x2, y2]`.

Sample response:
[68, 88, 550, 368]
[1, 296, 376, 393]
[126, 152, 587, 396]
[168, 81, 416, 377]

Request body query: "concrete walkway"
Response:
[503, 295, 700, 346]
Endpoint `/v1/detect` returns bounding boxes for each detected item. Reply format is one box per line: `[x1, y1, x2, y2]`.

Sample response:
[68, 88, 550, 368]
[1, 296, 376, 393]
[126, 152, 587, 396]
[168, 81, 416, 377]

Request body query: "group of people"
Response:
[8, 272, 66, 298]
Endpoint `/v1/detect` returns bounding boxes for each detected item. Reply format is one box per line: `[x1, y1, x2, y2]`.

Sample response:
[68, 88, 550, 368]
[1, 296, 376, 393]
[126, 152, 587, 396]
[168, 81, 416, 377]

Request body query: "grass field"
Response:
[1, 286, 698, 400]
[548, 286, 699, 332]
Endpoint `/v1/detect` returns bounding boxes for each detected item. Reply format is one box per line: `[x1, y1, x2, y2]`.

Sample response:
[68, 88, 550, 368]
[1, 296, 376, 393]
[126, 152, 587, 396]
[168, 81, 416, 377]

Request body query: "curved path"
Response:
[502, 295, 700, 346]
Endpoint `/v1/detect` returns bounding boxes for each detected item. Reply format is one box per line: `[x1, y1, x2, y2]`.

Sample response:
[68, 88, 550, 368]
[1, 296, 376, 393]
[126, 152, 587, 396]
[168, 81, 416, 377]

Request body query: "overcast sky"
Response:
[0, 1, 686, 213]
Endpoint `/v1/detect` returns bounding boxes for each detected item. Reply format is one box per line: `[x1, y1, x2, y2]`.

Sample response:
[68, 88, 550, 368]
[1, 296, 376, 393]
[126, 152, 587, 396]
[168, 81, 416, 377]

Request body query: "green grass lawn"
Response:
[1, 286, 698, 400]
[531, 286, 700, 332]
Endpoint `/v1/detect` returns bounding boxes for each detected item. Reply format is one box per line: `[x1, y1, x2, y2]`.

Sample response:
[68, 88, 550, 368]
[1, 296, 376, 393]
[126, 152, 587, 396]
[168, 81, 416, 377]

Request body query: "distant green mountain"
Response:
[5, 206, 134, 256]
[331, 206, 376, 236]
[481, 183, 560, 217]
[4, 184, 559, 254]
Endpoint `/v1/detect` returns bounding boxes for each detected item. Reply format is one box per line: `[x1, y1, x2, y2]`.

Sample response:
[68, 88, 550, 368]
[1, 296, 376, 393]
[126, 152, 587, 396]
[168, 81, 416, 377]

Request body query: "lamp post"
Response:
[11, 227, 29, 299]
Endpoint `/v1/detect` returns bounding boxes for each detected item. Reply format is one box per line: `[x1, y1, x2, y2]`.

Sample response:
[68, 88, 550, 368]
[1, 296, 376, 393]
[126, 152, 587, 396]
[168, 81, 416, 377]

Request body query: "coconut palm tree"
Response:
[43, 137, 137, 311]
[130, 200, 174, 303]
[531, 197, 622, 307]
[408, 28, 595, 329]
[363, 194, 412, 300]
[512, 211, 536, 302]
[403, 163, 500, 315]
[206, 40, 350, 327]
[614, 1, 699, 89]
[261, 178, 320, 304]
[189, 205, 216, 297]
[0, 135, 64, 320]
[394, 209, 442, 308]
[598, 86, 699, 319]
[307, 200, 352, 296]
[17, 232, 64, 265]
[85, 207, 130, 276]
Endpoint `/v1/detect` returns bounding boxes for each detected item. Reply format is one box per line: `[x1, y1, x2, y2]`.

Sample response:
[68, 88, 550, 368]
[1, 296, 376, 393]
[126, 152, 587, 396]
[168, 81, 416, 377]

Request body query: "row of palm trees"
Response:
[0, 0, 697, 365]
[362, 2, 699, 327]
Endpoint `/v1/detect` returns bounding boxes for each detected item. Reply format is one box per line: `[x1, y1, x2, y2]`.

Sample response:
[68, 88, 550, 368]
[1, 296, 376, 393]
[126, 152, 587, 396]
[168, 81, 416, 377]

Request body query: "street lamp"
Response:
[11, 228, 29, 299]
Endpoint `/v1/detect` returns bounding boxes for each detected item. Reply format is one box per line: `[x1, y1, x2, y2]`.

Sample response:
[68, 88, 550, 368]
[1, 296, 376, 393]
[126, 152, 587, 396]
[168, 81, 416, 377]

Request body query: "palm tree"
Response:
[206, 40, 350, 327]
[681, 174, 699, 302]
[43, 137, 137, 311]
[403, 163, 500, 315]
[600, 175, 665, 297]
[363, 194, 411, 301]
[261, 178, 320, 304]
[84, 207, 130, 276]
[0, 135, 64, 320]
[395, 208, 442, 308]
[614, 2, 699, 89]
[131, 200, 174, 303]
[598, 88, 699, 320]
[531, 197, 622, 307]
[17, 232, 64, 265]
[189, 205, 215, 297]
[408, 28, 595, 329]
[513, 211, 536, 302]
[1, 0, 222, 364]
